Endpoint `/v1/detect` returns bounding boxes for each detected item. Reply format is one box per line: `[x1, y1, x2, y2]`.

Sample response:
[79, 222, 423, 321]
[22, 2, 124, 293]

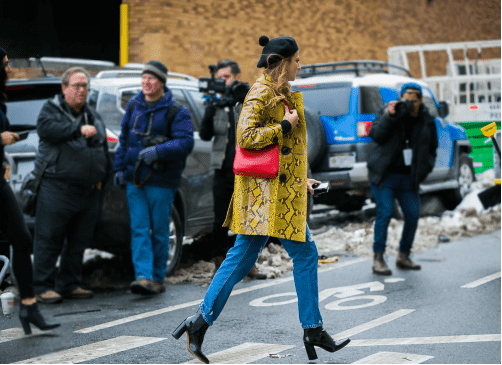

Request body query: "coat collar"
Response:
[257, 74, 302, 105]
[134, 89, 174, 111]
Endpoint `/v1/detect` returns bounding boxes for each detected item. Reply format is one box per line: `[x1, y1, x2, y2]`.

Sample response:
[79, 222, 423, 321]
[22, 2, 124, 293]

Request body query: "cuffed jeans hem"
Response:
[302, 322, 324, 329]
[199, 304, 213, 326]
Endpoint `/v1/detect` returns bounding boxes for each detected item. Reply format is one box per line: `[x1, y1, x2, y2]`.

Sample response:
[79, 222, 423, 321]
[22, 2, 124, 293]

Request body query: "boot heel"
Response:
[172, 321, 187, 339]
[304, 343, 317, 360]
[20, 318, 32, 335]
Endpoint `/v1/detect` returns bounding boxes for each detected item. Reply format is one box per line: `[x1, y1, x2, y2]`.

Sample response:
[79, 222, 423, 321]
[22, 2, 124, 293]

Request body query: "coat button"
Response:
[279, 174, 287, 183]
[282, 146, 291, 155]
[273, 137, 279, 143]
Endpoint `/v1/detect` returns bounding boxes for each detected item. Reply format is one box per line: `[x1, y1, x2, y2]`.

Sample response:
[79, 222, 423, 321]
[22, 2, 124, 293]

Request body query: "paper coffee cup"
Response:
[1, 292, 15, 315]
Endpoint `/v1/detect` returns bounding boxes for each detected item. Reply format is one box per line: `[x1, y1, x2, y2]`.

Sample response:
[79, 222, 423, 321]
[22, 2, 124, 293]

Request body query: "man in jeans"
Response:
[113, 61, 194, 295]
[367, 83, 438, 275]
[33, 67, 110, 303]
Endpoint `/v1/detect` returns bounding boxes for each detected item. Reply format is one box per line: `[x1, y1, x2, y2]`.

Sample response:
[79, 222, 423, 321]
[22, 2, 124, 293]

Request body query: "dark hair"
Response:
[215, 59, 240, 76]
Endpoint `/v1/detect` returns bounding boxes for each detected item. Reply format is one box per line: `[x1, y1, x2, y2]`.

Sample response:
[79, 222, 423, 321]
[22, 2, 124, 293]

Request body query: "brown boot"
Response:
[372, 252, 392, 275]
[396, 251, 421, 270]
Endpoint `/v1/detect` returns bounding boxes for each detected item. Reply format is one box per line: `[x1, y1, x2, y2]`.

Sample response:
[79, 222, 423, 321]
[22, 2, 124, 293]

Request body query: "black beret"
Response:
[256, 35, 299, 68]
[0, 48, 7, 60]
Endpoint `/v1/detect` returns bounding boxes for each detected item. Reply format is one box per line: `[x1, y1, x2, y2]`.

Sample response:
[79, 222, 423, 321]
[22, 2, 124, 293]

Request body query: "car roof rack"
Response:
[297, 60, 411, 78]
[95, 69, 198, 82]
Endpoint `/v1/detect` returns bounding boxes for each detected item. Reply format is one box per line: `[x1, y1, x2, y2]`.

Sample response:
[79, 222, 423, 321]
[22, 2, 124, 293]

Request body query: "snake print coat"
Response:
[223, 75, 308, 242]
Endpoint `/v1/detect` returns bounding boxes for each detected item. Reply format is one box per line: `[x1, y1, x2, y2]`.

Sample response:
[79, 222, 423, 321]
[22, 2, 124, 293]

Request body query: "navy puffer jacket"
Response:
[113, 90, 194, 188]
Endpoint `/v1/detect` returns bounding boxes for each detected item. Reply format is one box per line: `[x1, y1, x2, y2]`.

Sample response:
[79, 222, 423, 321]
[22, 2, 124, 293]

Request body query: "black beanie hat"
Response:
[0, 48, 7, 60]
[142, 60, 168, 83]
[256, 35, 299, 68]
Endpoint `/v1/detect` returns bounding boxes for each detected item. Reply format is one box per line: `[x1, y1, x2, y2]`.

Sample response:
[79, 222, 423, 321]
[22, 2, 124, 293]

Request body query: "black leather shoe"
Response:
[172, 310, 210, 364]
[19, 303, 60, 335]
[303, 326, 350, 360]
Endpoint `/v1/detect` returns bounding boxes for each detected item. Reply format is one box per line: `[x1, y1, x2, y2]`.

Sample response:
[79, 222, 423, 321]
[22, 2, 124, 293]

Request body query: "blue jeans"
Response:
[371, 174, 420, 254]
[126, 182, 176, 283]
[200, 225, 323, 329]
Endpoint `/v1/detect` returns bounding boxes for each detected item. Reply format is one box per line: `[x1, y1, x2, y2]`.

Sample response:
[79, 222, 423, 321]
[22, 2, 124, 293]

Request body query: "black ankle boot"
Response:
[19, 303, 60, 335]
[172, 310, 210, 364]
[303, 327, 350, 360]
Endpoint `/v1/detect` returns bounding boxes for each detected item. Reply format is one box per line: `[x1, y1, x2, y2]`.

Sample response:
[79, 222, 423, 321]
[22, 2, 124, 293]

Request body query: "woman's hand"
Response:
[1, 131, 19, 146]
[307, 178, 322, 195]
[284, 107, 299, 130]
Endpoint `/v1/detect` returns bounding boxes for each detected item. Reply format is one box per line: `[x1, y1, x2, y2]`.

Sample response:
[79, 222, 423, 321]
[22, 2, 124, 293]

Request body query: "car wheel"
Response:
[445, 153, 475, 208]
[166, 205, 183, 276]
[304, 107, 326, 169]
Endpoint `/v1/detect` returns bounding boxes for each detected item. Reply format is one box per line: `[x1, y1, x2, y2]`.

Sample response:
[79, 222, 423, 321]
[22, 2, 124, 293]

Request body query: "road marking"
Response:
[384, 278, 405, 283]
[15, 336, 166, 364]
[348, 334, 501, 346]
[0, 328, 45, 344]
[75, 257, 369, 333]
[333, 309, 415, 339]
[461, 272, 501, 288]
[353, 351, 434, 364]
[183, 342, 294, 364]
[325, 295, 387, 310]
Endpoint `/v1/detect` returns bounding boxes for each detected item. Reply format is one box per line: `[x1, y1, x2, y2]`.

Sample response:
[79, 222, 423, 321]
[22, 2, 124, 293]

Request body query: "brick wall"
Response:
[123, 0, 501, 83]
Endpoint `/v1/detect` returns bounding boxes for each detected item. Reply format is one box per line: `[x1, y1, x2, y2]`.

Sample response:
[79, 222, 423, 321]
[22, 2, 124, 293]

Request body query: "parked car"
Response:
[3, 70, 215, 275]
[291, 60, 475, 211]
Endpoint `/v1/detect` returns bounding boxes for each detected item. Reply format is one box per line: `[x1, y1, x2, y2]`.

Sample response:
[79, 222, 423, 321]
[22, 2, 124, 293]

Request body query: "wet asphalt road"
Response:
[1, 230, 500, 364]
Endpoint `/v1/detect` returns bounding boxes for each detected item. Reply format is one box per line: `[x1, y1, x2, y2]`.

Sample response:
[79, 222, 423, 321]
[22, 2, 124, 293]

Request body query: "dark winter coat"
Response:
[35, 95, 109, 186]
[367, 104, 438, 191]
[113, 90, 194, 188]
[0, 102, 9, 188]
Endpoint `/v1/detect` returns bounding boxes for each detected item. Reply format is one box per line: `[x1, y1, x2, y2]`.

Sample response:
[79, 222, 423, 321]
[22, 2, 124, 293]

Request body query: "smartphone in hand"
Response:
[16, 131, 30, 141]
[312, 182, 329, 197]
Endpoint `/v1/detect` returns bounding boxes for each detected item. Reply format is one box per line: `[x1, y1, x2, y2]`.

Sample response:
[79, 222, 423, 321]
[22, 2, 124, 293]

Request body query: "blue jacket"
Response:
[113, 90, 194, 188]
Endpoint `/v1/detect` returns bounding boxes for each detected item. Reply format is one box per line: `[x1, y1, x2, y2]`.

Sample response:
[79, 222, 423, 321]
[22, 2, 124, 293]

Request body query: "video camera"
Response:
[199, 65, 249, 106]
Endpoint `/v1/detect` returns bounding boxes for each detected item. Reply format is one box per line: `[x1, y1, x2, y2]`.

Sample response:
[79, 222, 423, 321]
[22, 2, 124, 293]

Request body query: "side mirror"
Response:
[439, 101, 449, 118]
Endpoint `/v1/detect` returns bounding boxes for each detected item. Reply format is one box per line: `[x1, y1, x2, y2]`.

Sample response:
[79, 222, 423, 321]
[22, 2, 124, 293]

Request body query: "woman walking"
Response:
[0, 47, 59, 334]
[173, 35, 350, 363]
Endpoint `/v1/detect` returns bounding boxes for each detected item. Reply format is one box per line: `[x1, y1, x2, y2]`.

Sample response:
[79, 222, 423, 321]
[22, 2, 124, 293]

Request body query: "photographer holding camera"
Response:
[368, 83, 438, 275]
[113, 60, 194, 295]
[198, 60, 265, 280]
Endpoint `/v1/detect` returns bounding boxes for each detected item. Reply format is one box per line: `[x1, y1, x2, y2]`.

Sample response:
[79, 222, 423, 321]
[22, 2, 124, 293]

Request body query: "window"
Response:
[299, 82, 352, 116]
[171, 88, 201, 131]
[359, 86, 383, 114]
[120, 89, 141, 112]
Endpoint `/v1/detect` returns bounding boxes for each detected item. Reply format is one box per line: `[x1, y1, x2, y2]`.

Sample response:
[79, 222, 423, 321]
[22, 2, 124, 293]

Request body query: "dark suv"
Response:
[3, 70, 214, 275]
[291, 60, 475, 211]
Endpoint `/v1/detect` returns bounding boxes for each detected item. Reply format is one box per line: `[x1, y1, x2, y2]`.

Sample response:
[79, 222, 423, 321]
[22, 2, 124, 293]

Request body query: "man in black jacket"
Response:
[33, 67, 110, 303]
[199, 60, 265, 279]
[368, 83, 437, 275]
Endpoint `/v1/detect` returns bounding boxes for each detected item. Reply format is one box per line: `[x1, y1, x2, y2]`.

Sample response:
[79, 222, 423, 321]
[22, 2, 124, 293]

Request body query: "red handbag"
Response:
[233, 100, 290, 179]
[233, 143, 279, 179]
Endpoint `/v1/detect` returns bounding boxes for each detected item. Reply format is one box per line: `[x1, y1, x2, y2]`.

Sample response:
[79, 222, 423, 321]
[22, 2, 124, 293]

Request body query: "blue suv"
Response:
[291, 61, 475, 211]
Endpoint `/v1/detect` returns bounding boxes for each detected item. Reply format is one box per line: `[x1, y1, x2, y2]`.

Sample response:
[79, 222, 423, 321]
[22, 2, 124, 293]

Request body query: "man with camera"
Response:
[113, 60, 194, 295]
[33, 67, 110, 303]
[199, 60, 265, 279]
[367, 83, 438, 275]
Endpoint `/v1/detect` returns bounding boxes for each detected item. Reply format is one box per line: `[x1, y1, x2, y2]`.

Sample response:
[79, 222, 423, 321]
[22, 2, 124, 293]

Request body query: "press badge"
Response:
[403, 148, 413, 166]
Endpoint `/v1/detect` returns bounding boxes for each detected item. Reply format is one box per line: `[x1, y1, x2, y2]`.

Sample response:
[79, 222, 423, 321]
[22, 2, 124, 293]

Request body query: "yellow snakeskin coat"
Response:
[223, 74, 308, 242]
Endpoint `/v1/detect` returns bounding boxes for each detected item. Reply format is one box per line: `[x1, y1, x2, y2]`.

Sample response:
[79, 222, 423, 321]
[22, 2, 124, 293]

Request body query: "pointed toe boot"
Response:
[303, 326, 350, 360]
[172, 310, 210, 364]
[19, 303, 60, 335]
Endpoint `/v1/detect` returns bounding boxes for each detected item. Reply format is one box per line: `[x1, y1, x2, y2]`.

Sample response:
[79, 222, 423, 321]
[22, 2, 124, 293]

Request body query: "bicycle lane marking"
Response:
[461, 272, 501, 288]
[75, 257, 369, 334]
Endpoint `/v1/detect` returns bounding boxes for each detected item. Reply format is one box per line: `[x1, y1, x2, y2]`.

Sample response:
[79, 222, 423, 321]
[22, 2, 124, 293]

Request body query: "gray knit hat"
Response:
[142, 60, 168, 83]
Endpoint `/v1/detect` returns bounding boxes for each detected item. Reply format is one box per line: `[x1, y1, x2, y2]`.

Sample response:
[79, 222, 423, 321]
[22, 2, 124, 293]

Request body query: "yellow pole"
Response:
[120, 3, 129, 67]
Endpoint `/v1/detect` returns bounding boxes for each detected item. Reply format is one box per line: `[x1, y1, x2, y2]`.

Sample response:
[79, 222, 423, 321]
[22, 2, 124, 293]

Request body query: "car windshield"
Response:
[298, 83, 352, 116]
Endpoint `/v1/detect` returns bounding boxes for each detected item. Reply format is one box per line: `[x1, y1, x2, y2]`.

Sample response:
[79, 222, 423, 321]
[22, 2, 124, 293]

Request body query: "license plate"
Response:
[329, 153, 356, 168]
